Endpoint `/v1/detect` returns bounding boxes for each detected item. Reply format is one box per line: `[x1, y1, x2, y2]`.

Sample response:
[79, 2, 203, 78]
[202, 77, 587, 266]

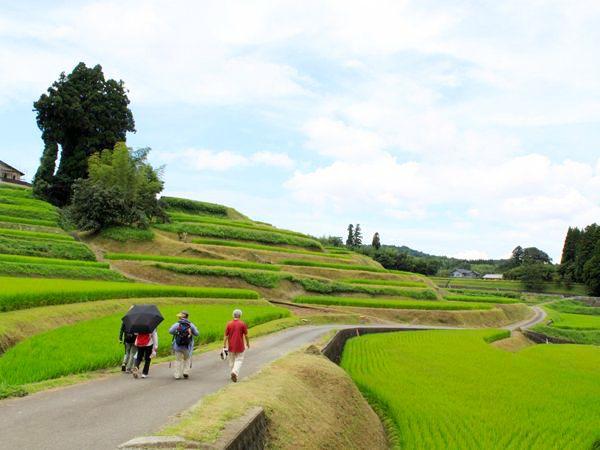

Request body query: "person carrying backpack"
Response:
[132, 328, 159, 379]
[119, 319, 137, 373]
[168, 311, 199, 380]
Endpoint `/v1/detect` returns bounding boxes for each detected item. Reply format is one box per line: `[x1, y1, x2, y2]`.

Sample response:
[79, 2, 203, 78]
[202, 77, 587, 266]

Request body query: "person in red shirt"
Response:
[223, 309, 250, 382]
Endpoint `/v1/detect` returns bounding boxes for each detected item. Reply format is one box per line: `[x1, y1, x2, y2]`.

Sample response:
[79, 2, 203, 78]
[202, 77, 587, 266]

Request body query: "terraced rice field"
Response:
[342, 278, 427, 288]
[106, 252, 280, 271]
[294, 295, 491, 310]
[281, 259, 387, 273]
[432, 277, 588, 296]
[0, 277, 259, 311]
[341, 329, 600, 449]
[444, 294, 521, 304]
[0, 303, 289, 386]
[191, 238, 350, 259]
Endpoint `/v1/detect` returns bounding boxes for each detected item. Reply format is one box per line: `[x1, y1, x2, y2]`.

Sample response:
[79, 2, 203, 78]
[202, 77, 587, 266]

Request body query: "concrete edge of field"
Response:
[119, 407, 266, 450]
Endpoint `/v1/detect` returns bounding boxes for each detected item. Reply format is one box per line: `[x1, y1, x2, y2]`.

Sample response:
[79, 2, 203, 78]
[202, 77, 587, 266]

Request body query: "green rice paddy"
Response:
[0, 303, 289, 386]
[341, 329, 600, 449]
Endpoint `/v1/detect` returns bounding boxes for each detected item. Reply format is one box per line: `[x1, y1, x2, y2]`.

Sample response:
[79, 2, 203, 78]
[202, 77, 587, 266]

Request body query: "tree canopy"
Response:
[559, 223, 600, 295]
[69, 142, 164, 231]
[32, 62, 135, 205]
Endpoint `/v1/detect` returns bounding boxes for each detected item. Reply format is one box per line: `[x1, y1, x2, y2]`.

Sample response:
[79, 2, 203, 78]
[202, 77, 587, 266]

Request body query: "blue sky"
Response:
[1, 0, 599, 261]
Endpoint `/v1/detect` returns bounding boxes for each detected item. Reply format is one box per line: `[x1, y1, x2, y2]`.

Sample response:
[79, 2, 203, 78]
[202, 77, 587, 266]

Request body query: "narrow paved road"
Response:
[0, 310, 547, 450]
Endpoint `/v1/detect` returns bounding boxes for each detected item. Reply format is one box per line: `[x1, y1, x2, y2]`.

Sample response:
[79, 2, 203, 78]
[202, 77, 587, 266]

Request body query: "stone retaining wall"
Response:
[523, 330, 573, 344]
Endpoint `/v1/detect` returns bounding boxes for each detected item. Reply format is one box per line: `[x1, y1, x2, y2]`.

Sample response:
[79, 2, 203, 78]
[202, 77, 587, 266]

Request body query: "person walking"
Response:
[132, 328, 158, 379]
[119, 319, 137, 373]
[168, 311, 199, 380]
[223, 309, 249, 382]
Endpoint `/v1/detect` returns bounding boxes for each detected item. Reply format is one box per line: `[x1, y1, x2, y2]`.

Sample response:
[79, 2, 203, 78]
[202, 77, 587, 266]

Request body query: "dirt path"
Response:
[0, 309, 547, 450]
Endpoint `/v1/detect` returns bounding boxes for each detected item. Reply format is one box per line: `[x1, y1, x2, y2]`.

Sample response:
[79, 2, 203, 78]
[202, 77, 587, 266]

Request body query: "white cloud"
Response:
[250, 151, 295, 169]
[167, 149, 295, 172]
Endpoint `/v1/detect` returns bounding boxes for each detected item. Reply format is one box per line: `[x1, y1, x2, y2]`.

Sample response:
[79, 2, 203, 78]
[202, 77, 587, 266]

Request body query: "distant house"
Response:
[451, 268, 480, 278]
[483, 274, 503, 280]
[0, 160, 29, 186]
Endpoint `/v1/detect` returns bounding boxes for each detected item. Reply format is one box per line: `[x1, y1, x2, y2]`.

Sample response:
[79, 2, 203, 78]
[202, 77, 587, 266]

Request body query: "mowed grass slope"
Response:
[341, 329, 600, 449]
[0, 303, 289, 386]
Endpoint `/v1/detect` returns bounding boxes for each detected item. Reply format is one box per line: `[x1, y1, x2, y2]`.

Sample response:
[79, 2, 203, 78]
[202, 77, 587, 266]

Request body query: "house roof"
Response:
[452, 268, 477, 275]
[0, 160, 25, 176]
[483, 274, 503, 279]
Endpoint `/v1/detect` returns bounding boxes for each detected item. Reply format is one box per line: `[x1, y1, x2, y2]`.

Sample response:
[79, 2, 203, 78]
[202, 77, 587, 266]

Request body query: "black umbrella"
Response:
[122, 304, 164, 334]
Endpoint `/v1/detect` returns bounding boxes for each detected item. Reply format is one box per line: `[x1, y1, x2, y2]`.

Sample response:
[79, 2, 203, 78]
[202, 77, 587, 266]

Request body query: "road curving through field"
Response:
[0, 308, 547, 450]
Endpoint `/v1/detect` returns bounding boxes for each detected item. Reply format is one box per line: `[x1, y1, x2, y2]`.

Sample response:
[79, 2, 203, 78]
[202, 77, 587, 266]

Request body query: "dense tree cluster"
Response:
[32, 63, 135, 206]
[559, 224, 600, 295]
[345, 224, 363, 247]
[68, 143, 165, 232]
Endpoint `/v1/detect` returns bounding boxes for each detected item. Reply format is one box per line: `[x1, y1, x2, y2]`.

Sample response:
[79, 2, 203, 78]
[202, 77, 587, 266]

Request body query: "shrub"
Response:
[0, 254, 108, 268]
[98, 226, 155, 242]
[0, 236, 96, 261]
[0, 228, 74, 242]
[160, 196, 228, 217]
[156, 223, 323, 250]
[154, 263, 288, 288]
[0, 277, 259, 312]
[281, 259, 386, 273]
[294, 296, 491, 310]
[69, 143, 165, 231]
[0, 262, 128, 281]
[106, 252, 280, 271]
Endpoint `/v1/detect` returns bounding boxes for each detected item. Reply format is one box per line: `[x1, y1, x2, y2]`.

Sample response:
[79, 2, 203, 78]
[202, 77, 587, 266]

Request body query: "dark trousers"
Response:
[135, 346, 153, 375]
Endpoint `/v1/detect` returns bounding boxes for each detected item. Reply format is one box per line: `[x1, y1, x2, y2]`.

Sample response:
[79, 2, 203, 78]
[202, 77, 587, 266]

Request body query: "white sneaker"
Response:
[141, 374, 147, 379]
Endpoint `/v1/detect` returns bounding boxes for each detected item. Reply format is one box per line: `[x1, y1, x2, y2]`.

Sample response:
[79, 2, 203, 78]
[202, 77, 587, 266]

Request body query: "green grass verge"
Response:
[0, 303, 289, 386]
[0, 184, 33, 197]
[154, 263, 289, 288]
[156, 222, 323, 251]
[0, 276, 260, 312]
[343, 278, 427, 288]
[281, 259, 386, 273]
[0, 194, 56, 211]
[294, 295, 491, 310]
[191, 238, 348, 258]
[106, 252, 280, 271]
[0, 235, 96, 261]
[98, 226, 155, 242]
[0, 261, 127, 282]
[341, 329, 600, 449]
[0, 254, 109, 268]
[0, 214, 58, 227]
[444, 294, 521, 304]
[0, 227, 74, 242]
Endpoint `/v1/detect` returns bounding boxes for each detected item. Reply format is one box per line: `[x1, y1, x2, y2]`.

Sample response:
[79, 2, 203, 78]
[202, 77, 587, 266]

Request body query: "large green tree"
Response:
[353, 223, 363, 246]
[372, 232, 381, 250]
[32, 63, 135, 205]
[69, 142, 164, 231]
[346, 224, 354, 247]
